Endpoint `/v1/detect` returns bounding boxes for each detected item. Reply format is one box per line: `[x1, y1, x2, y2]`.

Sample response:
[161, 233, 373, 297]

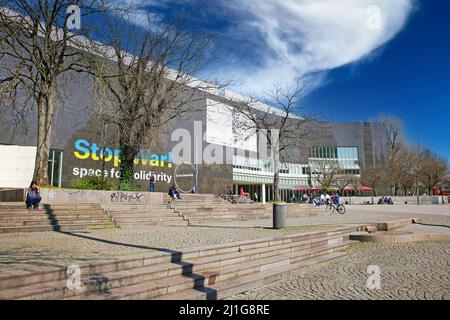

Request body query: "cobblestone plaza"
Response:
[0, 204, 448, 300]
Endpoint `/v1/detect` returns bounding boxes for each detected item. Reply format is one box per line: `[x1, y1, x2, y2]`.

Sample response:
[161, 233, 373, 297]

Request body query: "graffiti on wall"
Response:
[110, 192, 145, 203]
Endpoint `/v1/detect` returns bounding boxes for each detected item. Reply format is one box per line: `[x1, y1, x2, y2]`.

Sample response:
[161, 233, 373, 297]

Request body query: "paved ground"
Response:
[0, 224, 344, 271]
[229, 241, 450, 300]
[204, 204, 450, 228]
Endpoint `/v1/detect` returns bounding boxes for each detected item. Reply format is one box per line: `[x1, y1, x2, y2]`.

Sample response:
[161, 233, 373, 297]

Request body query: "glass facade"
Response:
[310, 146, 359, 165]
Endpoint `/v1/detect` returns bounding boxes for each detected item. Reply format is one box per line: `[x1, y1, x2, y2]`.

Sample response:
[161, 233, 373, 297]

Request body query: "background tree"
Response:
[231, 82, 322, 201]
[0, 0, 110, 185]
[420, 149, 448, 195]
[379, 115, 404, 195]
[396, 147, 414, 196]
[361, 165, 384, 196]
[86, 12, 222, 189]
[310, 159, 341, 190]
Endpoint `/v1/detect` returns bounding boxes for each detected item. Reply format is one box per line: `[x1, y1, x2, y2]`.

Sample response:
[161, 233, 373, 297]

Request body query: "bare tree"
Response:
[408, 143, 427, 203]
[379, 115, 404, 195]
[231, 82, 322, 201]
[0, 0, 110, 185]
[310, 159, 341, 190]
[420, 149, 448, 195]
[336, 172, 360, 191]
[85, 12, 222, 189]
[361, 165, 384, 196]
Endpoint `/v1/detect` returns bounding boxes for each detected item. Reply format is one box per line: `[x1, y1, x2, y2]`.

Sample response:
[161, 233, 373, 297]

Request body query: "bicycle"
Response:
[325, 202, 346, 214]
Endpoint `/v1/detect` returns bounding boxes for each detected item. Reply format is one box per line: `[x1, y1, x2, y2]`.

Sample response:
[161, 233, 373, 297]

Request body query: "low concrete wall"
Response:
[0, 188, 26, 202]
[343, 196, 448, 205]
[40, 188, 164, 205]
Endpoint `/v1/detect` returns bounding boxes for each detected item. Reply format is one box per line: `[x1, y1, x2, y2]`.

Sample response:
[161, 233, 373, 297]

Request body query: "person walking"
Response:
[149, 173, 156, 192]
[25, 181, 41, 210]
[253, 192, 258, 202]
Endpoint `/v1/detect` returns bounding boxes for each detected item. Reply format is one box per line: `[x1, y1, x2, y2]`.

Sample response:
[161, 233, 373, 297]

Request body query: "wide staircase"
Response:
[0, 226, 361, 300]
[0, 203, 116, 233]
[169, 198, 321, 225]
[101, 204, 188, 227]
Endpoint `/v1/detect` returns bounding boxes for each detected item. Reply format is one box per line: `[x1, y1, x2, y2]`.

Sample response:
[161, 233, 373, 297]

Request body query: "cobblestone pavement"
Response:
[208, 205, 450, 228]
[229, 241, 450, 300]
[0, 224, 344, 271]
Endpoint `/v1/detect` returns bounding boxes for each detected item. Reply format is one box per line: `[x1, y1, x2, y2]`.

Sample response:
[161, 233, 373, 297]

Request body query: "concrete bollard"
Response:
[273, 203, 288, 229]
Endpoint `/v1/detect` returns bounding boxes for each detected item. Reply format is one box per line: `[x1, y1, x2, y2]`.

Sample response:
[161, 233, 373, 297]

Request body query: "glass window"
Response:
[48, 149, 63, 187]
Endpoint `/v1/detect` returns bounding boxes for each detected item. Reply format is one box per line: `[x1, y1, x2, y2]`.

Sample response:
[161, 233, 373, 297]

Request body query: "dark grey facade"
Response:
[0, 65, 386, 194]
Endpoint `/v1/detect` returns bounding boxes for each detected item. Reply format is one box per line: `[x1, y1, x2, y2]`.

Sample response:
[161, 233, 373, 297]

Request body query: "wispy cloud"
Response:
[119, 0, 415, 97]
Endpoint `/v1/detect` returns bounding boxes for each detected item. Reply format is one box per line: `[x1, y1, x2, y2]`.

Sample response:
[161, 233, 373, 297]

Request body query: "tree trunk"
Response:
[119, 144, 136, 190]
[272, 146, 281, 201]
[273, 171, 281, 201]
[33, 85, 55, 186]
[416, 183, 420, 205]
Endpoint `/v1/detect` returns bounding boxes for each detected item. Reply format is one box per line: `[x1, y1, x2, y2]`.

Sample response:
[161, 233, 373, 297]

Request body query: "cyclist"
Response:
[334, 193, 340, 205]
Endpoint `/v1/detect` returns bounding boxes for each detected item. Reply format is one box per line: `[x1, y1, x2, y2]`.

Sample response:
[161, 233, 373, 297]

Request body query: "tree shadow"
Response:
[55, 230, 218, 299]
[2, 204, 219, 299]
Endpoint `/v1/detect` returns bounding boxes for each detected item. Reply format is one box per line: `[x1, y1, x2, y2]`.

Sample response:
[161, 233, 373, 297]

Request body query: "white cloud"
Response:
[225, 0, 415, 95]
[120, 0, 415, 97]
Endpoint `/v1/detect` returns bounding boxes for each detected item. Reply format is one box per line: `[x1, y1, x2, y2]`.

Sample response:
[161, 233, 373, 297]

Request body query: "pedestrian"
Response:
[253, 192, 258, 202]
[169, 184, 181, 199]
[320, 193, 325, 206]
[149, 173, 156, 192]
[335, 193, 340, 205]
[25, 181, 41, 210]
[239, 187, 249, 198]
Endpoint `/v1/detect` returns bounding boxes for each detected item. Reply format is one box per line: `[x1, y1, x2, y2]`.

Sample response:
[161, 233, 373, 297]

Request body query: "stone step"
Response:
[0, 222, 115, 234]
[0, 204, 100, 209]
[0, 208, 104, 216]
[105, 211, 176, 216]
[166, 201, 227, 205]
[0, 227, 356, 293]
[177, 209, 266, 214]
[69, 241, 353, 300]
[117, 222, 189, 227]
[173, 204, 266, 208]
[154, 251, 347, 300]
[0, 225, 56, 233]
[0, 218, 113, 227]
[112, 217, 186, 224]
[109, 212, 180, 218]
[177, 209, 267, 214]
[7, 236, 352, 300]
[103, 206, 172, 210]
[0, 214, 109, 221]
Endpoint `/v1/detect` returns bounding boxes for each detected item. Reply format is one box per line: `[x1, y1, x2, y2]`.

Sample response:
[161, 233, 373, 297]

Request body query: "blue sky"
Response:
[304, 0, 450, 160]
[121, 1, 449, 160]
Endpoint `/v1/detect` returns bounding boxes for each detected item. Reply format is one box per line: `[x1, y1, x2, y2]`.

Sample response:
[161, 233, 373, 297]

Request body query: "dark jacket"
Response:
[27, 187, 40, 197]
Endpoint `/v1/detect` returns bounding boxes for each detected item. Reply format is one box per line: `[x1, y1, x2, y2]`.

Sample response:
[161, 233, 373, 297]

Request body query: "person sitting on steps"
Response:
[25, 181, 41, 210]
[239, 187, 250, 201]
[168, 184, 182, 200]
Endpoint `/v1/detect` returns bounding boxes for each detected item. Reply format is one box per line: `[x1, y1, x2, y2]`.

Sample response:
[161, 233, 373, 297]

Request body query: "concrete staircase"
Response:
[171, 202, 321, 225]
[101, 204, 188, 227]
[0, 227, 359, 300]
[0, 203, 116, 233]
